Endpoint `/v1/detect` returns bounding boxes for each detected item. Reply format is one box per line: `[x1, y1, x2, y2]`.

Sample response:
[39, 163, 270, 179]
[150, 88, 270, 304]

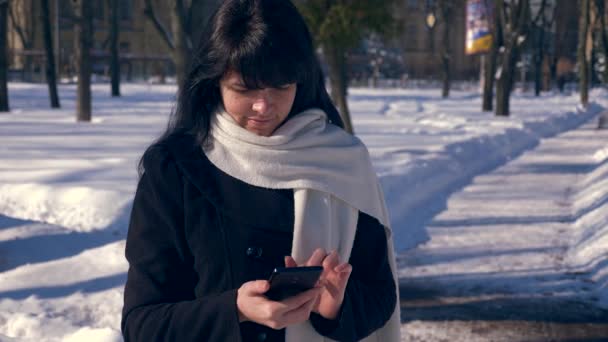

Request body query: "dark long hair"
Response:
[139, 0, 342, 173]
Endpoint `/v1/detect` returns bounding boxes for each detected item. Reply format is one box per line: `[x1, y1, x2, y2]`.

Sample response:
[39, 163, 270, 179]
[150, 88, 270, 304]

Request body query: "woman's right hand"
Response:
[236, 280, 321, 330]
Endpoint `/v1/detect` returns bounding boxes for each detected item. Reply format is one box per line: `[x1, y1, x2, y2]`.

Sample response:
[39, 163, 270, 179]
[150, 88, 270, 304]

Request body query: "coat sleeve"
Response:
[121, 147, 242, 342]
[309, 212, 397, 341]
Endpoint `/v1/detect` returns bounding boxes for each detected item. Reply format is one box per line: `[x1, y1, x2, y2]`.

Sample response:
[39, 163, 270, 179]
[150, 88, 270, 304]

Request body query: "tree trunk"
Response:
[496, 47, 515, 116]
[441, 55, 450, 98]
[482, 51, 497, 111]
[41, 0, 60, 108]
[171, 0, 190, 92]
[599, 0, 608, 84]
[325, 45, 353, 134]
[142, 0, 192, 92]
[602, 30, 608, 84]
[0, 0, 8, 112]
[495, 0, 529, 116]
[533, 28, 545, 96]
[109, 0, 120, 97]
[578, 0, 590, 107]
[440, 8, 450, 99]
[8, 1, 35, 82]
[482, 6, 499, 112]
[520, 54, 527, 93]
[496, 36, 523, 116]
[74, 0, 93, 122]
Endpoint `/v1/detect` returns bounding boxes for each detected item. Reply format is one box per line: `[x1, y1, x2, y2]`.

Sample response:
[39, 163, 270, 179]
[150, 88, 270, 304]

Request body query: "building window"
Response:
[58, 0, 74, 29]
[58, 0, 72, 14]
[120, 42, 131, 53]
[405, 24, 418, 50]
[120, 0, 133, 21]
[93, 1, 105, 21]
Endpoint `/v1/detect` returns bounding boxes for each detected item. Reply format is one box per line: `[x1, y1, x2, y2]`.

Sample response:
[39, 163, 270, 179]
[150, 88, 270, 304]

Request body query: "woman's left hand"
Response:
[285, 248, 352, 320]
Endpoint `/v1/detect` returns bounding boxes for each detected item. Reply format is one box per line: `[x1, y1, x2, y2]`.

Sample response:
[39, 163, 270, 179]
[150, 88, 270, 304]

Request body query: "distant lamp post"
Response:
[425, 12, 436, 30]
[425, 0, 436, 29]
[425, 0, 436, 54]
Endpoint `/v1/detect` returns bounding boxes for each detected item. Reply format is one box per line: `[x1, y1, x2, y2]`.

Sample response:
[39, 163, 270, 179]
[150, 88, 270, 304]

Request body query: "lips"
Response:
[244, 116, 280, 136]
[248, 117, 273, 123]
[247, 117, 274, 127]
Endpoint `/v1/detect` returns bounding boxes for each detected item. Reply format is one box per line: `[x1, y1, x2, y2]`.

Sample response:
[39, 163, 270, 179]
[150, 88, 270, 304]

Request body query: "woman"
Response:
[121, 0, 400, 341]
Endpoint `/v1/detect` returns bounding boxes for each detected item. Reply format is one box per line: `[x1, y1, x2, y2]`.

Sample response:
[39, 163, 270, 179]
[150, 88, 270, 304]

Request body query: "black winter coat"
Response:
[121, 134, 396, 342]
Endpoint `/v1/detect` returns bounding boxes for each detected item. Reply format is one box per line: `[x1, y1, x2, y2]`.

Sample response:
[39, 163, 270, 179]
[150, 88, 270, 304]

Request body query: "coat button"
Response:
[246, 246, 263, 258]
[257, 332, 267, 341]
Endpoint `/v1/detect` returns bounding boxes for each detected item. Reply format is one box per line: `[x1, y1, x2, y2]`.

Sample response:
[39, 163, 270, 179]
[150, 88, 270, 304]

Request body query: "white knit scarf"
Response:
[203, 108, 401, 342]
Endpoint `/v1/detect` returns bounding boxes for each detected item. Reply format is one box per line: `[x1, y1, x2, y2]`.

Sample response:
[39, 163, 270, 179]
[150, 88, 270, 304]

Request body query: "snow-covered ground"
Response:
[0, 83, 606, 341]
[399, 120, 608, 341]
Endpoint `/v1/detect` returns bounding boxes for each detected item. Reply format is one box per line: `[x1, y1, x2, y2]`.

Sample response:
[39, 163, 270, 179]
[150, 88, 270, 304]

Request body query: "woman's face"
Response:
[219, 70, 297, 137]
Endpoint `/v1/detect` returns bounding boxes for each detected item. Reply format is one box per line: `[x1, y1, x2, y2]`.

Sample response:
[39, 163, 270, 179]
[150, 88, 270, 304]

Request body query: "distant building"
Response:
[296, 0, 481, 82]
[5, 0, 586, 85]
[7, 0, 221, 82]
[553, 0, 579, 85]
[392, 0, 479, 80]
[554, 0, 579, 64]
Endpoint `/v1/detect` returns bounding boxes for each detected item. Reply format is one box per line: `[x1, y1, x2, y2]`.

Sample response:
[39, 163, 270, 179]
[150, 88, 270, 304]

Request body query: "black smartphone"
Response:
[265, 266, 323, 301]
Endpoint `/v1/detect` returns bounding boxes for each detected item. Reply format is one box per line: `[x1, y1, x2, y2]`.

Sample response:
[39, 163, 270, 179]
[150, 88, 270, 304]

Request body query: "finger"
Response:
[281, 296, 317, 327]
[322, 250, 340, 270]
[280, 287, 321, 311]
[284, 256, 298, 268]
[334, 262, 352, 274]
[242, 280, 270, 295]
[306, 248, 327, 266]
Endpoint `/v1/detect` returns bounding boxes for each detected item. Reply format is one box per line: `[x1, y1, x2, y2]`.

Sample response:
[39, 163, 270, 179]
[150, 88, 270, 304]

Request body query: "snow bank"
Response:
[375, 101, 604, 251]
[568, 146, 608, 308]
[0, 184, 132, 234]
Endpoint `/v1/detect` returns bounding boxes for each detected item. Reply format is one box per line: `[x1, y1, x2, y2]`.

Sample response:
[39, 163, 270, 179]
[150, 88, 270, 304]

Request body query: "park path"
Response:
[398, 119, 608, 341]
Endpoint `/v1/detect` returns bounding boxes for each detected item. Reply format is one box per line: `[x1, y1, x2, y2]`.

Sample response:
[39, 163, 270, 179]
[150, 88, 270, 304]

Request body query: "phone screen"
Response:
[266, 266, 323, 301]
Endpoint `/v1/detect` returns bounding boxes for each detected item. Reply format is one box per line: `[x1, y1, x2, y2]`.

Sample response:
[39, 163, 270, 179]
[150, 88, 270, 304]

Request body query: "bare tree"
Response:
[8, 0, 38, 81]
[0, 0, 8, 112]
[143, 0, 193, 91]
[298, 0, 397, 134]
[530, 0, 556, 96]
[482, 0, 499, 112]
[73, 0, 93, 121]
[437, 0, 454, 98]
[109, 0, 120, 97]
[579, 0, 592, 107]
[495, 0, 530, 116]
[593, 0, 608, 84]
[41, 0, 60, 108]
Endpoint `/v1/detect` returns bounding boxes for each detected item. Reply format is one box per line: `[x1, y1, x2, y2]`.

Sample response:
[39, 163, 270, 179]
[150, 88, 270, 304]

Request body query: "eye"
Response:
[276, 84, 293, 91]
[232, 86, 251, 93]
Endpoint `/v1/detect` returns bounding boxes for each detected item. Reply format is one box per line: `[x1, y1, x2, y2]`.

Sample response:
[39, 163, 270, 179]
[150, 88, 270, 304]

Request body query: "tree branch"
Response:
[543, 0, 556, 28]
[63, 1, 86, 25]
[143, 0, 175, 50]
[101, 0, 112, 50]
[8, 0, 32, 48]
[514, 0, 530, 44]
[175, 0, 192, 50]
[185, 1, 192, 37]
[532, 0, 547, 26]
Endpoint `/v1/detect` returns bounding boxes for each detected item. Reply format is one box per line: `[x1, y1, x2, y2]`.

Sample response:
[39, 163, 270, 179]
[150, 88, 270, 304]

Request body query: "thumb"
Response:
[284, 256, 298, 268]
[243, 280, 270, 295]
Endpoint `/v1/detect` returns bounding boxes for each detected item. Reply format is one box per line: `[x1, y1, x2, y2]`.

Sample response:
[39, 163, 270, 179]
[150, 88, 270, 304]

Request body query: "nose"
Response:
[252, 90, 271, 115]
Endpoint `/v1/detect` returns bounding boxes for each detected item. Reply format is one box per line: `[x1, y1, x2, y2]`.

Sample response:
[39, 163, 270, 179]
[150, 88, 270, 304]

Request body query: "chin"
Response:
[249, 129, 270, 137]
[247, 126, 275, 137]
